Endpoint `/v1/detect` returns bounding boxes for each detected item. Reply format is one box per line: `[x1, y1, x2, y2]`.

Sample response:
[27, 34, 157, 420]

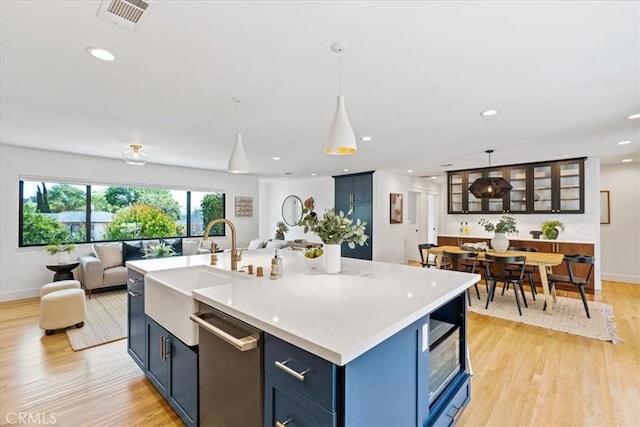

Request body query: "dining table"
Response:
[427, 245, 565, 314]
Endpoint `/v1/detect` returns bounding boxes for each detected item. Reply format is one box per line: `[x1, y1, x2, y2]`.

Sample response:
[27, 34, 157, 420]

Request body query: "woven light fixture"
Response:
[469, 150, 512, 198]
[325, 41, 357, 155]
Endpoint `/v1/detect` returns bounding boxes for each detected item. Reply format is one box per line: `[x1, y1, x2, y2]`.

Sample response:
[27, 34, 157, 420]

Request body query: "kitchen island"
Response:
[128, 250, 480, 426]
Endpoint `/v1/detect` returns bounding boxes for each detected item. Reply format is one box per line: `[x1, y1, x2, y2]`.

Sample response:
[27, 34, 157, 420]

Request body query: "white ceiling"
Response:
[1, 0, 638, 179]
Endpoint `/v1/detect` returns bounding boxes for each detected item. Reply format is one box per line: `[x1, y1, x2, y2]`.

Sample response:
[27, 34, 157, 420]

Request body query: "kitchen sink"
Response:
[145, 266, 235, 346]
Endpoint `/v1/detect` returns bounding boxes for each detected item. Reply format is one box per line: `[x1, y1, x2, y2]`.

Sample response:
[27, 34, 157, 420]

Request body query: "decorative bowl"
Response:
[304, 255, 323, 270]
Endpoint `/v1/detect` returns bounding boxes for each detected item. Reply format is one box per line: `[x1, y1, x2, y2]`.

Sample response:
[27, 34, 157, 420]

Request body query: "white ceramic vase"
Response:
[57, 251, 69, 264]
[323, 244, 341, 274]
[491, 232, 509, 253]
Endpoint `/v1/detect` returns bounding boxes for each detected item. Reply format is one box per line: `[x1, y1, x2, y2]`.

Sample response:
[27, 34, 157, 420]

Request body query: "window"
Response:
[19, 179, 225, 247]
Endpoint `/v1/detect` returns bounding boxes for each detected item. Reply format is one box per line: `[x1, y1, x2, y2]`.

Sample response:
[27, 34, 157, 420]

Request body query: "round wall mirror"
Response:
[282, 195, 303, 226]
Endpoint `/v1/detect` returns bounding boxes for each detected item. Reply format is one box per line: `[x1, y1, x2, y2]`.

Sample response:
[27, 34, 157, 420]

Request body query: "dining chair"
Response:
[544, 254, 595, 318]
[505, 246, 538, 300]
[442, 251, 482, 305]
[484, 254, 528, 316]
[418, 244, 450, 269]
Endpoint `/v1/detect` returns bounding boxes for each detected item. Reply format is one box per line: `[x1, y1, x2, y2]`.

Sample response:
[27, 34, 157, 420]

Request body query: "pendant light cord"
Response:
[338, 49, 343, 96]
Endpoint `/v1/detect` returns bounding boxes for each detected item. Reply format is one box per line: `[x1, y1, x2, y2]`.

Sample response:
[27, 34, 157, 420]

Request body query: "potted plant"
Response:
[45, 243, 77, 264]
[541, 220, 565, 240]
[275, 221, 289, 240]
[143, 241, 176, 258]
[478, 215, 518, 253]
[298, 207, 368, 274]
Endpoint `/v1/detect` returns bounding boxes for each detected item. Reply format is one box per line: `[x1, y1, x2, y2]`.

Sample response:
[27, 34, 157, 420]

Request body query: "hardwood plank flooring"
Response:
[1, 280, 638, 426]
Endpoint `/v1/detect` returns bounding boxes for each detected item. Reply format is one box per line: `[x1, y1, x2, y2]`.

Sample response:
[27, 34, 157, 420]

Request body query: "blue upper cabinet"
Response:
[333, 171, 373, 260]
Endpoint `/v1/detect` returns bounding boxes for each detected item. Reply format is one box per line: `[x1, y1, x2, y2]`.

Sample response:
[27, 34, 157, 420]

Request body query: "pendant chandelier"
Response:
[123, 144, 149, 166]
[468, 149, 512, 198]
[325, 41, 357, 155]
[227, 97, 250, 174]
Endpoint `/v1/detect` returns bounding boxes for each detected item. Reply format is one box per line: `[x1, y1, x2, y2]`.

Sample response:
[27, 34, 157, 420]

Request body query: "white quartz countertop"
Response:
[438, 234, 595, 244]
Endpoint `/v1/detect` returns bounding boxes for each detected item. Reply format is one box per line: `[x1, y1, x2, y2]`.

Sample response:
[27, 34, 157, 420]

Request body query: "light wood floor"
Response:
[1, 280, 638, 426]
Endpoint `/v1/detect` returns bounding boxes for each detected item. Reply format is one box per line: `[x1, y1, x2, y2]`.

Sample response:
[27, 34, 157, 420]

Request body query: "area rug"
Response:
[66, 289, 127, 351]
[468, 286, 621, 343]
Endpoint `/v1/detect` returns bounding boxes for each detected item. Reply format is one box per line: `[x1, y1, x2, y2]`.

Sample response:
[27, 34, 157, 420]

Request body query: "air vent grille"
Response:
[96, 0, 153, 33]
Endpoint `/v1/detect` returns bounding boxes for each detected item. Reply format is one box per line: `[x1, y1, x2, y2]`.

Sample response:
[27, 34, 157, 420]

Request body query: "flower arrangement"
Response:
[45, 243, 77, 255]
[143, 241, 176, 258]
[478, 214, 519, 235]
[298, 207, 369, 248]
[541, 220, 565, 240]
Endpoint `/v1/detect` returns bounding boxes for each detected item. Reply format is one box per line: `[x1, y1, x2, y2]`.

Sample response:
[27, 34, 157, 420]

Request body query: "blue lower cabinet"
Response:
[265, 374, 336, 427]
[146, 317, 198, 427]
[127, 269, 145, 370]
[428, 374, 471, 427]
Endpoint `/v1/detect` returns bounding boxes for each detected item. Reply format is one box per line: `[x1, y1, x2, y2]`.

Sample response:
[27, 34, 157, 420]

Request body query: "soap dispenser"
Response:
[274, 250, 283, 277]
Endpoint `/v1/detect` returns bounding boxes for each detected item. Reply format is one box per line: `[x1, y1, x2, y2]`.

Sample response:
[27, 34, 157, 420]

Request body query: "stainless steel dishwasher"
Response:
[190, 302, 263, 427]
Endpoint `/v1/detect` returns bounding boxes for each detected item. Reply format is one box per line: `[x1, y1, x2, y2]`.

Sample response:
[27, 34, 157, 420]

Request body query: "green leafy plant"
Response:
[541, 220, 565, 240]
[276, 221, 289, 234]
[298, 207, 369, 248]
[45, 243, 77, 255]
[478, 215, 519, 235]
[143, 241, 176, 258]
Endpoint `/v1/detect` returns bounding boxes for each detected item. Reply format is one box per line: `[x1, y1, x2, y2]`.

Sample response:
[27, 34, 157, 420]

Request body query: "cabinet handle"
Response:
[275, 359, 309, 381]
[128, 278, 143, 284]
[451, 405, 463, 422]
[276, 419, 292, 427]
[160, 336, 165, 361]
[190, 313, 258, 351]
[128, 291, 140, 297]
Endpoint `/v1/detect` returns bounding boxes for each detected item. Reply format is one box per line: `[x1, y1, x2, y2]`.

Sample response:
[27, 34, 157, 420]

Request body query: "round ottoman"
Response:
[40, 287, 86, 336]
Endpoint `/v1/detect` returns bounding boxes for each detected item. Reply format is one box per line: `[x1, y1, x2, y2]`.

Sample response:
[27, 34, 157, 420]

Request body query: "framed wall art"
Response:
[235, 196, 253, 217]
[390, 193, 403, 224]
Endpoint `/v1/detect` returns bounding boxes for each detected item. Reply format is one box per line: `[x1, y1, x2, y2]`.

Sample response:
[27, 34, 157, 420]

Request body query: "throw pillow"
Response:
[162, 238, 183, 255]
[92, 243, 123, 269]
[122, 241, 144, 262]
[265, 240, 284, 249]
[248, 239, 266, 250]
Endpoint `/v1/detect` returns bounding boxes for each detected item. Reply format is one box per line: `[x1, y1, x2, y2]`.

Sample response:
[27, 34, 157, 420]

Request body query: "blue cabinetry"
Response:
[264, 293, 470, 427]
[333, 171, 373, 260]
[146, 317, 198, 427]
[127, 269, 146, 370]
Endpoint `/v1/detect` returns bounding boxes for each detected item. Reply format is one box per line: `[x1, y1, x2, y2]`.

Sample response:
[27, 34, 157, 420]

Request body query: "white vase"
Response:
[491, 232, 509, 253]
[323, 244, 341, 274]
[56, 251, 69, 264]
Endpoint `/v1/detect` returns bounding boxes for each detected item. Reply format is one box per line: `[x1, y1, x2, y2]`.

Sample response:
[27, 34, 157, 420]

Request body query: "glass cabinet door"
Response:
[486, 169, 506, 213]
[466, 171, 483, 213]
[558, 161, 582, 212]
[532, 165, 553, 212]
[448, 172, 464, 213]
[508, 167, 528, 213]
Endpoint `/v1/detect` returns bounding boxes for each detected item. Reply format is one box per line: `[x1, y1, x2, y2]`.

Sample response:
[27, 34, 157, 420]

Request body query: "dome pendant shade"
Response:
[469, 177, 513, 198]
[325, 96, 357, 155]
[227, 133, 250, 174]
[123, 144, 149, 166]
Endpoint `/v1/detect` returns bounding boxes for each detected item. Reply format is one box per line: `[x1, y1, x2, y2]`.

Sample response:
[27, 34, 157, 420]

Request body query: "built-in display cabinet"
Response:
[447, 158, 585, 214]
[334, 171, 373, 260]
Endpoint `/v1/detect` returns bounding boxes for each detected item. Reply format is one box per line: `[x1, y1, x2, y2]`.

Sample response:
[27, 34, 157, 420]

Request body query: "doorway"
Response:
[405, 190, 427, 263]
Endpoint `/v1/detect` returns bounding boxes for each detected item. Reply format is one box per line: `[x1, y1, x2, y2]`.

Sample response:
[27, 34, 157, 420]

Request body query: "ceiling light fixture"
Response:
[627, 113, 640, 119]
[481, 109, 499, 116]
[123, 144, 148, 166]
[227, 97, 250, 174]
[85, 46, 115, 61]
[617, 140, 632, 145]
[468, 149, 513, 198]
[622, 158, 633, 163]
[272, 157, 281, 160]
[361, 136, 372, 142]
[325, 41, 357, 155]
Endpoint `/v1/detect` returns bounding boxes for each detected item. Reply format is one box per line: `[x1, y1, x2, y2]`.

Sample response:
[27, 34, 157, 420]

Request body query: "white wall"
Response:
[0, 144, 259, 301]
[600, 162, 640, 284]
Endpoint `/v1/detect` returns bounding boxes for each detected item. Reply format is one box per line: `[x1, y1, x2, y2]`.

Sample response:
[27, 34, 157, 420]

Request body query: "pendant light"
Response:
[468, 149, 513, 198]
[227, 97, 250, 174]
[123, 144, 149, 166]
[325, 41, 357, 155]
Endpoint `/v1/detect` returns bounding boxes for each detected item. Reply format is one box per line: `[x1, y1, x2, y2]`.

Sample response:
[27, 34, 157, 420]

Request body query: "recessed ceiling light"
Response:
[622, 158, 633, 163]
[627, 113, 640, 119]
[407, 169, 414, 173]
[310, 173, 316, 176]
[343, 168, 350, 172]
[617, 140, 632, 145]
[85, 46, 115, 61]
[430, 176, 438, 179]
[272, 157, 281, 160]
[480, 109, 499, 116]
[361, 136, 372, 142]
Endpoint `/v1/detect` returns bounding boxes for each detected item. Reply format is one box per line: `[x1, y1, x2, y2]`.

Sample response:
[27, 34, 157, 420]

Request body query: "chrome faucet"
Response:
[201, 218, 243, 271]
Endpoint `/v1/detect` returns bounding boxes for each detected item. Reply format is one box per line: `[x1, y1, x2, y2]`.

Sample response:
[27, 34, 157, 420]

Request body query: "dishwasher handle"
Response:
[190, 312, 258, 352]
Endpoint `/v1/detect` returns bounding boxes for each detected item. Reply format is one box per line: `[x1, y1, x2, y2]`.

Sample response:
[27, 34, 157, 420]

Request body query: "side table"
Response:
[46, 262, 80, 282]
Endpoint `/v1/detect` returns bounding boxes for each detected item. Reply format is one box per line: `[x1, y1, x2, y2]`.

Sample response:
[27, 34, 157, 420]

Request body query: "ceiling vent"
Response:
[96, 0, 153, 33]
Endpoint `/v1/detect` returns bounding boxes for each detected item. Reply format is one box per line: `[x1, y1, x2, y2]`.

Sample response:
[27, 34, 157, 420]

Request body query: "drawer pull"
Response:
[451, 404, 462, 422]
[275, 359, 309, 381]
[128, 291, 140, 297]
[128, 278, 143, 284]
[275, 418, 292, 427]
